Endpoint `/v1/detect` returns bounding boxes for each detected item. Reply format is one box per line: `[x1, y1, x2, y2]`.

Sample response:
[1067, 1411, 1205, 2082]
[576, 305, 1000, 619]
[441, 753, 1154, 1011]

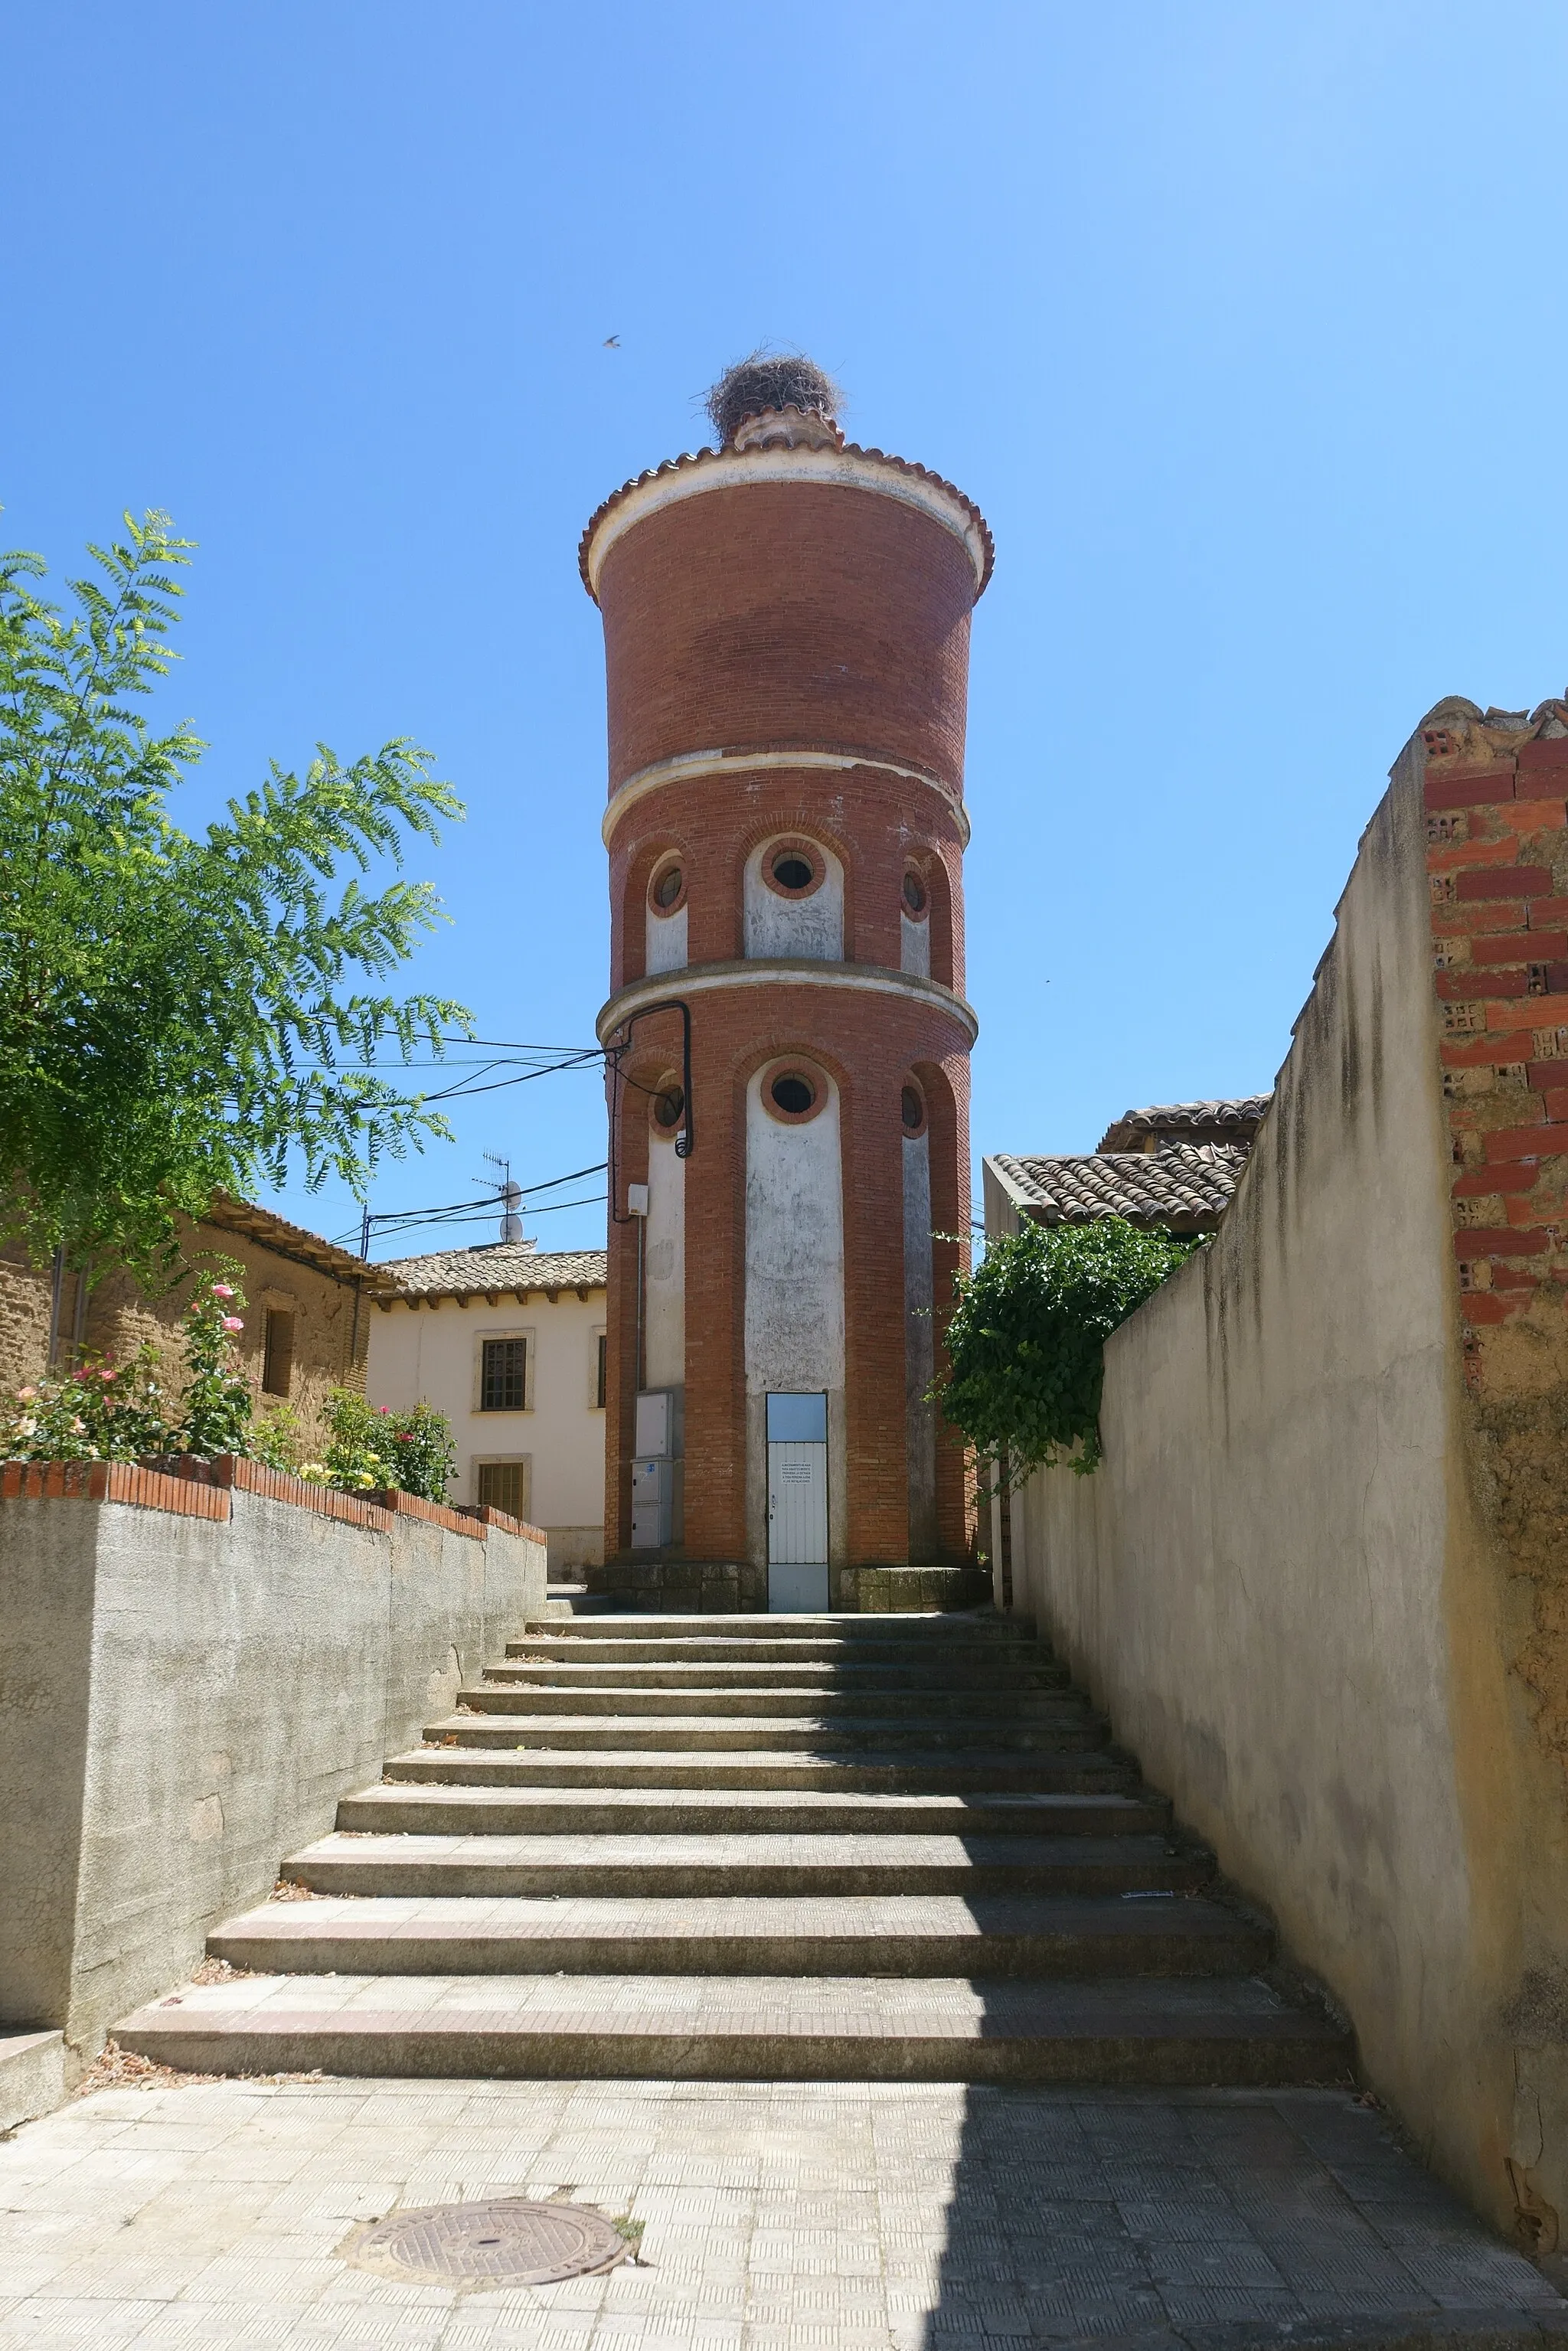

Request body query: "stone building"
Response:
[365, 1240, 608, 1573]
[580, 367, 991, 1608]
[0, 1194, 394, 1444]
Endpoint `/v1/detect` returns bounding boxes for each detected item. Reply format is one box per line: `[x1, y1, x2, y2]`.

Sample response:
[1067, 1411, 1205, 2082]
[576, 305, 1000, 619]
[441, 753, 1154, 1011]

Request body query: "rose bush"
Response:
[0, 1262, 452, 1501]
[299, 1389, 456, 1502]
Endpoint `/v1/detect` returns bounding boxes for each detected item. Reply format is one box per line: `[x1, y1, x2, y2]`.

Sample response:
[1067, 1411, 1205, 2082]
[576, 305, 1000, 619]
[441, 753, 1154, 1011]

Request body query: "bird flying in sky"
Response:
[603, 335, 621, 348]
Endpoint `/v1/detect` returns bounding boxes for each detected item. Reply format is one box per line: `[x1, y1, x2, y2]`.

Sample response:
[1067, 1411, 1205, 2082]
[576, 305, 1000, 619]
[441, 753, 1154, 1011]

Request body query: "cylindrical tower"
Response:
[581, 366, 991, 1609]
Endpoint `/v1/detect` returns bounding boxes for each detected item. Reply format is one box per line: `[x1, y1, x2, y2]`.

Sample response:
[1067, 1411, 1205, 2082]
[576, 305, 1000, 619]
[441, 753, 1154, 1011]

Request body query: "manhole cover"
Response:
[341, 2198, 626, 2287]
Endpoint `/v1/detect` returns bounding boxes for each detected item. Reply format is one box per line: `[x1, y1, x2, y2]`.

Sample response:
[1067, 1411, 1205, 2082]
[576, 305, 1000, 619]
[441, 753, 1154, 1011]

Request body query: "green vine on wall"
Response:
[939, 1216, 1203, 1483]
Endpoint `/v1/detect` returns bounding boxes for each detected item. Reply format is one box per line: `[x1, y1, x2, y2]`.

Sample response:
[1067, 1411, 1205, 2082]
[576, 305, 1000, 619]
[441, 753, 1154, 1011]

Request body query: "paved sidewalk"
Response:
[0, 2076, 1561, 2349]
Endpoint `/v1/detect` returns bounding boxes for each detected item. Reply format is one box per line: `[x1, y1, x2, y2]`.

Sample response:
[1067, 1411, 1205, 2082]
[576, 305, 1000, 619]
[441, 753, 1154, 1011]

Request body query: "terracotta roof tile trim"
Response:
[991, 1144, 1248, 1229]
[578, 441, 995, 601]
[379, 1244, 609, 1301]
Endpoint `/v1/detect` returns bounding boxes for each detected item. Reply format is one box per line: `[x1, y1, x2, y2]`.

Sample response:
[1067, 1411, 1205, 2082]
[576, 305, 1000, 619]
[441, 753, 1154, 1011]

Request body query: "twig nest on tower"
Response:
[705, 351, 843, 449]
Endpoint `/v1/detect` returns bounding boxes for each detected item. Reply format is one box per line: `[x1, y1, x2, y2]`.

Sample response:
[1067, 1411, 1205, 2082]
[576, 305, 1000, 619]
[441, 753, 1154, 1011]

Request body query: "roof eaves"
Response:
[204, 1193, 397, 1292]
[577, 441, 995, 602]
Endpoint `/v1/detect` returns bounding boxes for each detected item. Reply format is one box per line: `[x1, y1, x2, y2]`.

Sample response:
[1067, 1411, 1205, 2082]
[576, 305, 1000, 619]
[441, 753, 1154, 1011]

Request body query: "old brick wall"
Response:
[1424, 706, 1568, 1806]
[0, 1216, 369, 1454]
[595, 478, 977, 795]
[1005, 697, 1568, 2245]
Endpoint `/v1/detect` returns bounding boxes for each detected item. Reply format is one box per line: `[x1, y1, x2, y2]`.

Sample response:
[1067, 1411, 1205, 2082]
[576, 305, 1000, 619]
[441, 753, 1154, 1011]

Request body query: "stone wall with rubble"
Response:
[0, 1216, 369, 1454]
[1005, 699, 1568, 2248]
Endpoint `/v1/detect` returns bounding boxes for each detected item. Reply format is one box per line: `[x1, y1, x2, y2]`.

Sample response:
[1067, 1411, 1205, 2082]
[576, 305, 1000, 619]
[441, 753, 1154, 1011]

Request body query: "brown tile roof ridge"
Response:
[989, 1144, 1248, 1232]
[377, 1242, 609, 1300]
[1096, 1096, 1272, 1154]
[578, 440, 995, 602]
[205, 1192, 400, 1292]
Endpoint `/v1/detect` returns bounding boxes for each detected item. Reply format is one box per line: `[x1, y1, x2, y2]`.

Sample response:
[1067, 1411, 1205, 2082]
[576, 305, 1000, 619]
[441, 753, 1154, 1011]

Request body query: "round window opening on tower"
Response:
[652, 1084, 685, 1132]
[902, 870, 929, 917]
[768, 1069, 818, 1120]
[650, 863, 684, 913]
[901, 1085, 926, 1134]
[760, 840, 824, 900]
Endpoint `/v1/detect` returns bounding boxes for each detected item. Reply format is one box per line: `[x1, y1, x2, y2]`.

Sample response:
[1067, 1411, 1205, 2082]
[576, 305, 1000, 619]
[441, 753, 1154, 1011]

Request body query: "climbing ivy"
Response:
[939, 1216, 1203, 1482]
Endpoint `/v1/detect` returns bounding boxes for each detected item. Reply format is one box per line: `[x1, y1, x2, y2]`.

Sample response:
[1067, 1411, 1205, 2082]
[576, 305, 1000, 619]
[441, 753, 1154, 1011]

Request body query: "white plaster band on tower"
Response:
[583, 444, 990, 602]
[596, 960, 980, 1048]
[601, 749, 971, 847]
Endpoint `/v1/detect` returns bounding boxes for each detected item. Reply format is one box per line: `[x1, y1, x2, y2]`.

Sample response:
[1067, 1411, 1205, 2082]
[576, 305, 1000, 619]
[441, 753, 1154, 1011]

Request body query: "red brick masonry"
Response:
[1424, 722, 1568, 1357]
[0, 1451, 544, 1543]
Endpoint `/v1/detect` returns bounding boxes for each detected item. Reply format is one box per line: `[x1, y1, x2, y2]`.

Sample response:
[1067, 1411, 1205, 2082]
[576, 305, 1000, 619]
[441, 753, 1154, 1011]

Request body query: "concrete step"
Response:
[0, 2028, 65, 2132]
[119, 1971, 1354, 2085]
[431, 1710, 1112, 1753]
[284, 1829, 1214, 1899]
[485, 1657, 1069, 1690]
[461, 1683, 1086, 1719]
[211, 1891, 1259, 1975]
[504, 1636, 1045, 1667]
[349, 1780, 1171, 1837]
[525, 1612, 1018, 1641]
[541, 1583, 601, 1621]
[403, 1742, 1143, 1791]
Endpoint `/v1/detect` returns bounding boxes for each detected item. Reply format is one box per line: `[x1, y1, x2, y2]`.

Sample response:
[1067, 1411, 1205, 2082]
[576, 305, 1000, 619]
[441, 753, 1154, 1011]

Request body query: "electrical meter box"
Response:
[631, 1455, 678, 1550]
[634, 1388, 683, 1459]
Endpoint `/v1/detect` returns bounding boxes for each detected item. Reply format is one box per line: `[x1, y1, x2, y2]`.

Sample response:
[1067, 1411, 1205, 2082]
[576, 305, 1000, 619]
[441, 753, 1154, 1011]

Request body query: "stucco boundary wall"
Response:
[0, 1456, 546, 2067]
[1006, 707, 1568, 2248]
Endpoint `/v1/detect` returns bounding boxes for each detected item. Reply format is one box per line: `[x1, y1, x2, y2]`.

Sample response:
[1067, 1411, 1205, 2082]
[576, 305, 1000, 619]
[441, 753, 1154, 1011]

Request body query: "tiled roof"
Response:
[377, 1242, 608, 1302]
[1097, 1097, 1272, 1154]
[579, 439, 995, 599]
[988, 1146, 1250, 1233]
[206, 1193, 400, 1293]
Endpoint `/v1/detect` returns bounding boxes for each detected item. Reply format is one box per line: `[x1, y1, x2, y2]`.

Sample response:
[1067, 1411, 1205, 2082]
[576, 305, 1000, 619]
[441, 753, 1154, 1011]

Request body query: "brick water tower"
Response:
[581, 355, 991, 1608]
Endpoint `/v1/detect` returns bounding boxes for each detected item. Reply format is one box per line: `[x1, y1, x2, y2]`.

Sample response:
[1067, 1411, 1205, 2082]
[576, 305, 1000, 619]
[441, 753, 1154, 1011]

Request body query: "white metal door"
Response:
[768, 1442, 828, 1564]
[766, 1392, 829, 1611]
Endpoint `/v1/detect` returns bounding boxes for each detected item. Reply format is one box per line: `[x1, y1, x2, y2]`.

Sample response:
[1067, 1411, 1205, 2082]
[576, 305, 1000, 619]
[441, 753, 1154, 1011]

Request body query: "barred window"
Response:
[477, 1459, 531, 1519]
[480, 1336, 528, 1412]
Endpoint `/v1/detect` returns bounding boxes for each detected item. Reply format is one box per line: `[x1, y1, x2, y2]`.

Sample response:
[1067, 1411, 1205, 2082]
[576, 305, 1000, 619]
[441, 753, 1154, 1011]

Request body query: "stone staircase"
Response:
[119, 1611, 1354, 2084]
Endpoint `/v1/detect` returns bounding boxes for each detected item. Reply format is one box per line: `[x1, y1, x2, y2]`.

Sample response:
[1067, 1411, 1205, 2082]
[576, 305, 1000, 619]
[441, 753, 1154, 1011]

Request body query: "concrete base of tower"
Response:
[585, 1554, 988, 1614]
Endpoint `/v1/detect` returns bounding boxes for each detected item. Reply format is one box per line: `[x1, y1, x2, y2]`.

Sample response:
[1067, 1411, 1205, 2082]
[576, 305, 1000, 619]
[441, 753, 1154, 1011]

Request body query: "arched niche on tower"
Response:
[619, 839, 689, 984]
[642, 1068, 687, 1393]
[900, 850, 955, 990]
[742, 834, 844, 962]
[907, 1053, 970, 1563]
[740, 1046, 851, 1575]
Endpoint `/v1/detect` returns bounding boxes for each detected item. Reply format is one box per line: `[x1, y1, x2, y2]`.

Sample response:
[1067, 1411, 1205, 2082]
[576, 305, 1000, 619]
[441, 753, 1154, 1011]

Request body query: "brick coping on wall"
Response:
[0, 1452, 544, 1545]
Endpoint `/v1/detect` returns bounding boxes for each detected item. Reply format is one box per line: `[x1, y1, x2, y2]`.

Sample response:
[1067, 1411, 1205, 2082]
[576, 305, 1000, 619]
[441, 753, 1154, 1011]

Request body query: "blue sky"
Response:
[6, 2, 1566, 1262]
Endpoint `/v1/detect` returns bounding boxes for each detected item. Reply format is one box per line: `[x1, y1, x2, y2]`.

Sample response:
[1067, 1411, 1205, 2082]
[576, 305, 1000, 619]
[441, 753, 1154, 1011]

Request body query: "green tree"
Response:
[939, 1216, 1202, 1481]
[0, 510, 472, 1278]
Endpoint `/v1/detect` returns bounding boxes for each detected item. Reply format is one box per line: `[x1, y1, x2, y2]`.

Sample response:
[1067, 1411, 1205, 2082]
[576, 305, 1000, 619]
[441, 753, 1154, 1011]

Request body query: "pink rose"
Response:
[211, 1284, 235, 1299]
[221, 1316, 244, 1333]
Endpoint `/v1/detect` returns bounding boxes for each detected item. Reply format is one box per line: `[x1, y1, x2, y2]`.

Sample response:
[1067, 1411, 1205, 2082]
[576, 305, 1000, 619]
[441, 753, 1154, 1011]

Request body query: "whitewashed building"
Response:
[366, 1242, 608, 1573]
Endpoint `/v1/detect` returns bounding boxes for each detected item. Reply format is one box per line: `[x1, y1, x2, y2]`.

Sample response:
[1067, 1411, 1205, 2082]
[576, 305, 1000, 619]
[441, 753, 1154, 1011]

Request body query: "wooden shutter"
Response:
[262, 1309, 295, 1399]
[477, 1460, 531, 1520]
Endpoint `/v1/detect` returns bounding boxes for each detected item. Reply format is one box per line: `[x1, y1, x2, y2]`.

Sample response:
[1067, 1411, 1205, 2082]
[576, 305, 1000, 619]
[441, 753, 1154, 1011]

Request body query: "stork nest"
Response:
[705, 351, 842, 448]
